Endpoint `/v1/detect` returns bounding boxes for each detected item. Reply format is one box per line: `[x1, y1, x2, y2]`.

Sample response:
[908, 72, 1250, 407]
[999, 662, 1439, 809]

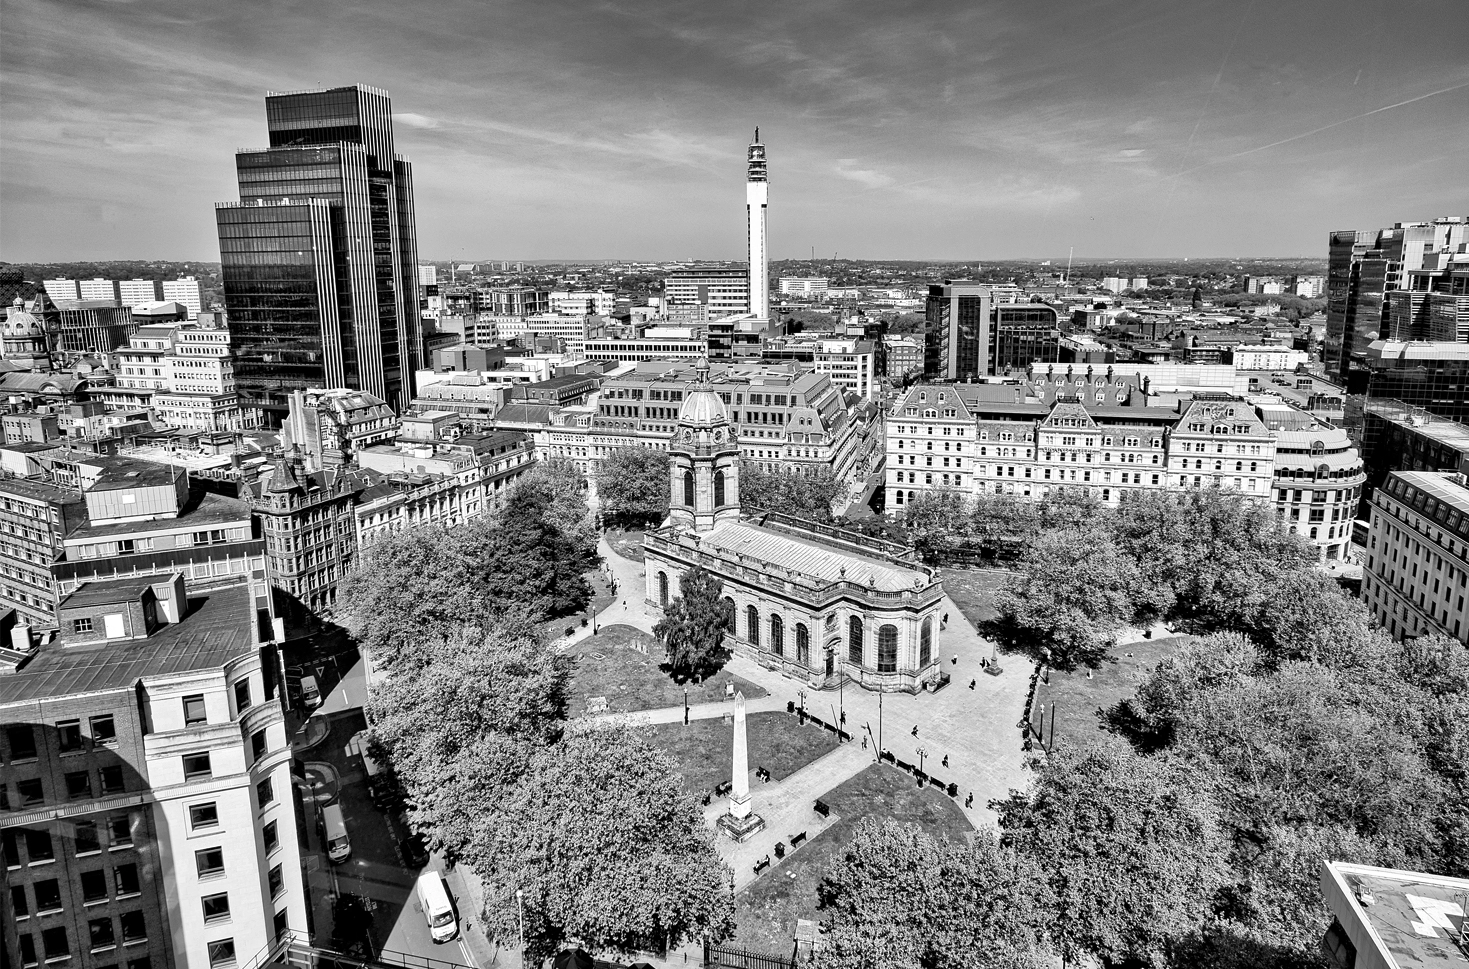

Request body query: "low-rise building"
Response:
[759, 336, 879, 401]
[1361, 470, 1469, 643]
[1319, 862, 1469, 969]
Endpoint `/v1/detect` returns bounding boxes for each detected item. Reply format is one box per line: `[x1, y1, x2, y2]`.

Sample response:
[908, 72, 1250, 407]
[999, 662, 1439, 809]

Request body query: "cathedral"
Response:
[644, 360, 945, 694]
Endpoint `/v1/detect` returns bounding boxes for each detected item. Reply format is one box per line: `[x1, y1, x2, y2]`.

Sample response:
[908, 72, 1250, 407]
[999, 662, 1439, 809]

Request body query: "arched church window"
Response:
[747, 605, 760, 647]
[920, 618, 932, 667]
[795, 623, 810, 666]
[722, 596, 735, 631]
[848, 616, 863, 665]
[877, 625, 898, 673]
[657, 572, 668, 607]
[770, 615, 784, 656]
[683, 470, 694, 507]
[715, 469, 726, 507]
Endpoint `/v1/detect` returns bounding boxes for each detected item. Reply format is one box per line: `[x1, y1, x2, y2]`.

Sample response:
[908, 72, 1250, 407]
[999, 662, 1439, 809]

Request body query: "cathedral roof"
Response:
[697, 519, 929, 593]
[4, 298, 45, 338]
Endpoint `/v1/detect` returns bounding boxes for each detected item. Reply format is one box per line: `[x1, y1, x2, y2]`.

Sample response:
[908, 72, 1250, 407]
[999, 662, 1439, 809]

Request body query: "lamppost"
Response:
[878, 688, 884, 759]
[516, 889, 526, 964]
[916, 745, 928, 775]
[683, 685, 689, 726]
[797, 688, 806, 723]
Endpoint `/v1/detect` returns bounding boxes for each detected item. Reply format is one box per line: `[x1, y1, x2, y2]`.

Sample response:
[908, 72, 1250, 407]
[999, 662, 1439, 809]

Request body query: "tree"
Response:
[998, 739, 1229, 969]
[469, 725, 735, 959]
[335, 526, 488, 675]
[1248, 571, 1385, 670]
[474, 482, 597, 619]
[595, 447, 670, 527]
[738, 459, 845, 520]
[513, 458, 598, 555]
[991, 526, 1148, 670]
[815, 819, 1052, 969]
[654, 567, 732, 681]
[902, 489, 970, 561]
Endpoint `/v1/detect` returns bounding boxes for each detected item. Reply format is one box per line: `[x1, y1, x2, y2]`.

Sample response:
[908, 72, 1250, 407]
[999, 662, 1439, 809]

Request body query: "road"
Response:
[293, 656, 483, 968]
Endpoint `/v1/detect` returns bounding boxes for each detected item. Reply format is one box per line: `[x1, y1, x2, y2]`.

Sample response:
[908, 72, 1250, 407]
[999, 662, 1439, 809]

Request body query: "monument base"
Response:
[716, 811, 767, 842]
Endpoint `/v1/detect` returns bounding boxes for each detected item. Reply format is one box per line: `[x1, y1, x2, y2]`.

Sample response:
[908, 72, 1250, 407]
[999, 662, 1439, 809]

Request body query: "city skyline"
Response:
[2, 0, 1468, 263]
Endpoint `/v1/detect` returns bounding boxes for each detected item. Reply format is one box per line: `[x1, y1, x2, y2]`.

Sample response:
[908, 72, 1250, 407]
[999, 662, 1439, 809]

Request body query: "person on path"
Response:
[942, 754, 949, 768]
[911, 725, 918, 737]
[951, 653, 958, 666]
[969, 679, 976, 690]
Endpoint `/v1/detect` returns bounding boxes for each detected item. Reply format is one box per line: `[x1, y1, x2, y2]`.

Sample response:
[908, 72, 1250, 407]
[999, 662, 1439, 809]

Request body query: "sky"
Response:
[2, 0, 1467, 263]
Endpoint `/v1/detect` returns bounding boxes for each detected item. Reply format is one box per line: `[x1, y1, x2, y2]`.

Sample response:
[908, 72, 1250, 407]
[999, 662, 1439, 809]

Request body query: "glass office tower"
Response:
[216, 85, 421, 421]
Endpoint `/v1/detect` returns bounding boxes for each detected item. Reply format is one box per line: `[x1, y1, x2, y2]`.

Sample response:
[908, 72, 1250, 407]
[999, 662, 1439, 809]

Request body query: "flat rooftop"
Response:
[1322, 862, 1469, 969]
[699, 519, 928, 593]
[0, 583, 257, 705]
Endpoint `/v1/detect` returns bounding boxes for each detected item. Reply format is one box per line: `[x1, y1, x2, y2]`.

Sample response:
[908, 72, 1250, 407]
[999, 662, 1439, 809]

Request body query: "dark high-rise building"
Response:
[923, 281, 992, 381]
[1323, 217, 1467, 385]
[990, 304, 1061, 376]
[215, 85, 421, 422]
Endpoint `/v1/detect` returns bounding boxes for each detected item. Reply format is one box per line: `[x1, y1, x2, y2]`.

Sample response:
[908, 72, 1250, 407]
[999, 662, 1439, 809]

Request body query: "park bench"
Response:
[753, 855, 771, 874]
[790, 830, 808, 847]
[714, 781, 732, 798]
[814, 799, 830, 818]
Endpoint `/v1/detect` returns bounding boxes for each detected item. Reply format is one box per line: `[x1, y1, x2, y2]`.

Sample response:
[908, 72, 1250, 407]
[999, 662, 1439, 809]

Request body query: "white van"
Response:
[300, 675, 322, 709]
[322, 804, 351, 863]
[416, 871, 458, 943]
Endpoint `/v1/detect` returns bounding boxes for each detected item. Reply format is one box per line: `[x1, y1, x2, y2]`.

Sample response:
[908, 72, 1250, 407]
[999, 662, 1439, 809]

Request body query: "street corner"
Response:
[304, 761, 343, 804]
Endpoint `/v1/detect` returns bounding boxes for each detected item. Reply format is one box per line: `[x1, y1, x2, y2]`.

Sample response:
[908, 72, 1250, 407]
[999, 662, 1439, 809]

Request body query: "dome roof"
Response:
[677, 359, 730, 428]
[4, 298, 43, 338]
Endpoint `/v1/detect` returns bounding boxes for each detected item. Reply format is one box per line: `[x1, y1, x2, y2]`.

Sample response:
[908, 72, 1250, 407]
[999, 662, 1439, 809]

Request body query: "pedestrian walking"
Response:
[861, 735, 868, 750]
[965, 792, 973, 808]
[911, 725, 918, 738]
[942, 754, 949, 768]
[951, 653, 958, 666]
[969, 679, 976, 690]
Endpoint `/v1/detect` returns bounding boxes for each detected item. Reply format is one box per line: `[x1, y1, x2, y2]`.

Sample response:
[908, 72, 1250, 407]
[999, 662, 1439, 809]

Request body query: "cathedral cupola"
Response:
[667, 358, 741, 533]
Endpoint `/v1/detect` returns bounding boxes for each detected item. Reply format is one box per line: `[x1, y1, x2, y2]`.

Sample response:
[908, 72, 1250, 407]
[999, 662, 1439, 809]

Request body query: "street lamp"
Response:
[916, 745, 928, 774]
[683, 685, 689, 726]
[797, 689, 806, 723]
[516, 889, 525, 963]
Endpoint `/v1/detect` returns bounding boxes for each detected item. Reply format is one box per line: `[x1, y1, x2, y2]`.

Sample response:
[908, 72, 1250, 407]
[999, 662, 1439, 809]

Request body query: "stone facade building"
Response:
[645, 361, 944, 693]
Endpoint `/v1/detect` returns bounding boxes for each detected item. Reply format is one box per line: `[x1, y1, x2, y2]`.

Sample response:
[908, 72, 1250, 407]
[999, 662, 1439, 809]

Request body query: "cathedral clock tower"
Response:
[668, 359, 741, 534]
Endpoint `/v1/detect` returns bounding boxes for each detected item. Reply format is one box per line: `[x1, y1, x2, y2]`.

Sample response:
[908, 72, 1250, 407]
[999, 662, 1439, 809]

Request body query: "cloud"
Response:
[834, 159, 894, 189]
[393, 112, 439, 129]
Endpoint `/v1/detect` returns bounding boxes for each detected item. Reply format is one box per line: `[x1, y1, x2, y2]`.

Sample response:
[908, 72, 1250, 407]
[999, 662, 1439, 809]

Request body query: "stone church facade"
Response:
[644, 361, 945, 694]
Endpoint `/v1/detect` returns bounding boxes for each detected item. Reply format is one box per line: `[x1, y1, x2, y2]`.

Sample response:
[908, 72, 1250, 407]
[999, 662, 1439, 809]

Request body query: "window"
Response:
[26, 828, 54, 862]
[107, 814, 133, 848]
[920, 618, 933, 667]
[72, 618, 93, 634]
[196, 847, 224, 878]
[18, 778, 44, 806]
[746, 606, 760, 647]
[714, 469, 726, 506]
[183, 753, 211, 780]
[13, 882, 29, 917]
[262, 820, 279, 854]
[190, 803, 219, 830]
[770, 614, 784, 656]
[848, 616, 863, 665]
[114, 864, 140, 897]
[795, 623, 810, 666]
[3, 829, 19, 866]
[90, 716, 116, 745]
[127, 959, 151, 969]
[100, 766, 125, 795]
[35, 879, 62, 912]
[89, 918, 116, 951]
[657, 571, 668, 607]
[202, 893, 230, 923]
[119, 912, 145, 944]
[273, 909, 289, 940]
[682, 470, 694, 507]
[182, 695, 207, 726]
[233, 680, 251, 713]
[267, 864, 284, 898]
[42, 926, 69, 961]
[81, 869, 108, 902]
[250, 730, 267, 763]
[57, 720, 83, 753]
[65, 771, 92, 800]
[208, 940, 236, 968]
[256, 778, 274, 807]
[20, 933, 38, 967]
[877, 625, 899, 673]
[6, 724, 37, 760]
[75, 821, 100, 855]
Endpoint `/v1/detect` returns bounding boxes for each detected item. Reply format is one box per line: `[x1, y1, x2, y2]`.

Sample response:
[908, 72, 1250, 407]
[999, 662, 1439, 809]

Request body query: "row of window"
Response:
[14, 919, 150, 967]
[10, 862, 142, 917]
[3, 812, 136, 866]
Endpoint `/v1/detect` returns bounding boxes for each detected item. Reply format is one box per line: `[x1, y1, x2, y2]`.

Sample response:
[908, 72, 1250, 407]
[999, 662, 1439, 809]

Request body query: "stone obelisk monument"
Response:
[717, 691, 766, 841]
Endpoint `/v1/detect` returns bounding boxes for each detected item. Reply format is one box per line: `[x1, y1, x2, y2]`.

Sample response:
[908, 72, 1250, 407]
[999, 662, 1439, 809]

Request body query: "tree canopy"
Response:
[738, 459, 845, 520]
[653, 566, 732, 681]
[596, 446, 670, 527]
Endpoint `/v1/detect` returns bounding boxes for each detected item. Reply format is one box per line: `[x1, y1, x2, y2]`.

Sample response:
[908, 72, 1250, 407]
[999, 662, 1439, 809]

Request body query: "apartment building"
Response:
[758, 337, 879, 401]
[0, 575, 307, 969]
[1256, 400, 1365, 561]
[160, 279, 203, 318]
[0, 479, 87, 627]
[663, 269, 750, 318]
[1361, 470, 1469, 644]
[118, 280, 163, 309]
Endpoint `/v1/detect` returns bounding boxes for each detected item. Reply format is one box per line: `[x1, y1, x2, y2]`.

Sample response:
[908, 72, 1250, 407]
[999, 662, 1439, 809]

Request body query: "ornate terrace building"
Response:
[644, 361, 944, 693]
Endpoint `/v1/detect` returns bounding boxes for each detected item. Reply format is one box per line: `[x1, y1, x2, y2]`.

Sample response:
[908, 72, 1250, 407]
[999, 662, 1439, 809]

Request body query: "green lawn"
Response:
[607, 527, 646, 562]
[732, 762, 974, 953]
[645, 711, 839, 797]
[940, 568, 1011, 629]
[566, 625, 768, 715]
[1031, 635, 1191, 749]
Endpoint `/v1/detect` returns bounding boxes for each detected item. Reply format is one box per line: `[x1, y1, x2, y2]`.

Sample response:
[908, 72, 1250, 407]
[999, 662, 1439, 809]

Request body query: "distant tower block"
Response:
[717, 691, 766, 842]
[746, 129, 769, 320]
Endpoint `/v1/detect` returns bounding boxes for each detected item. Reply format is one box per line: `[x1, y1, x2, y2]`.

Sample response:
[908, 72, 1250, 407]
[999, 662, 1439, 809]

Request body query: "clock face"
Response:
[683, 429, 694, 442]
[751, 147, 764, 159]
[713, 429, 723, 443]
